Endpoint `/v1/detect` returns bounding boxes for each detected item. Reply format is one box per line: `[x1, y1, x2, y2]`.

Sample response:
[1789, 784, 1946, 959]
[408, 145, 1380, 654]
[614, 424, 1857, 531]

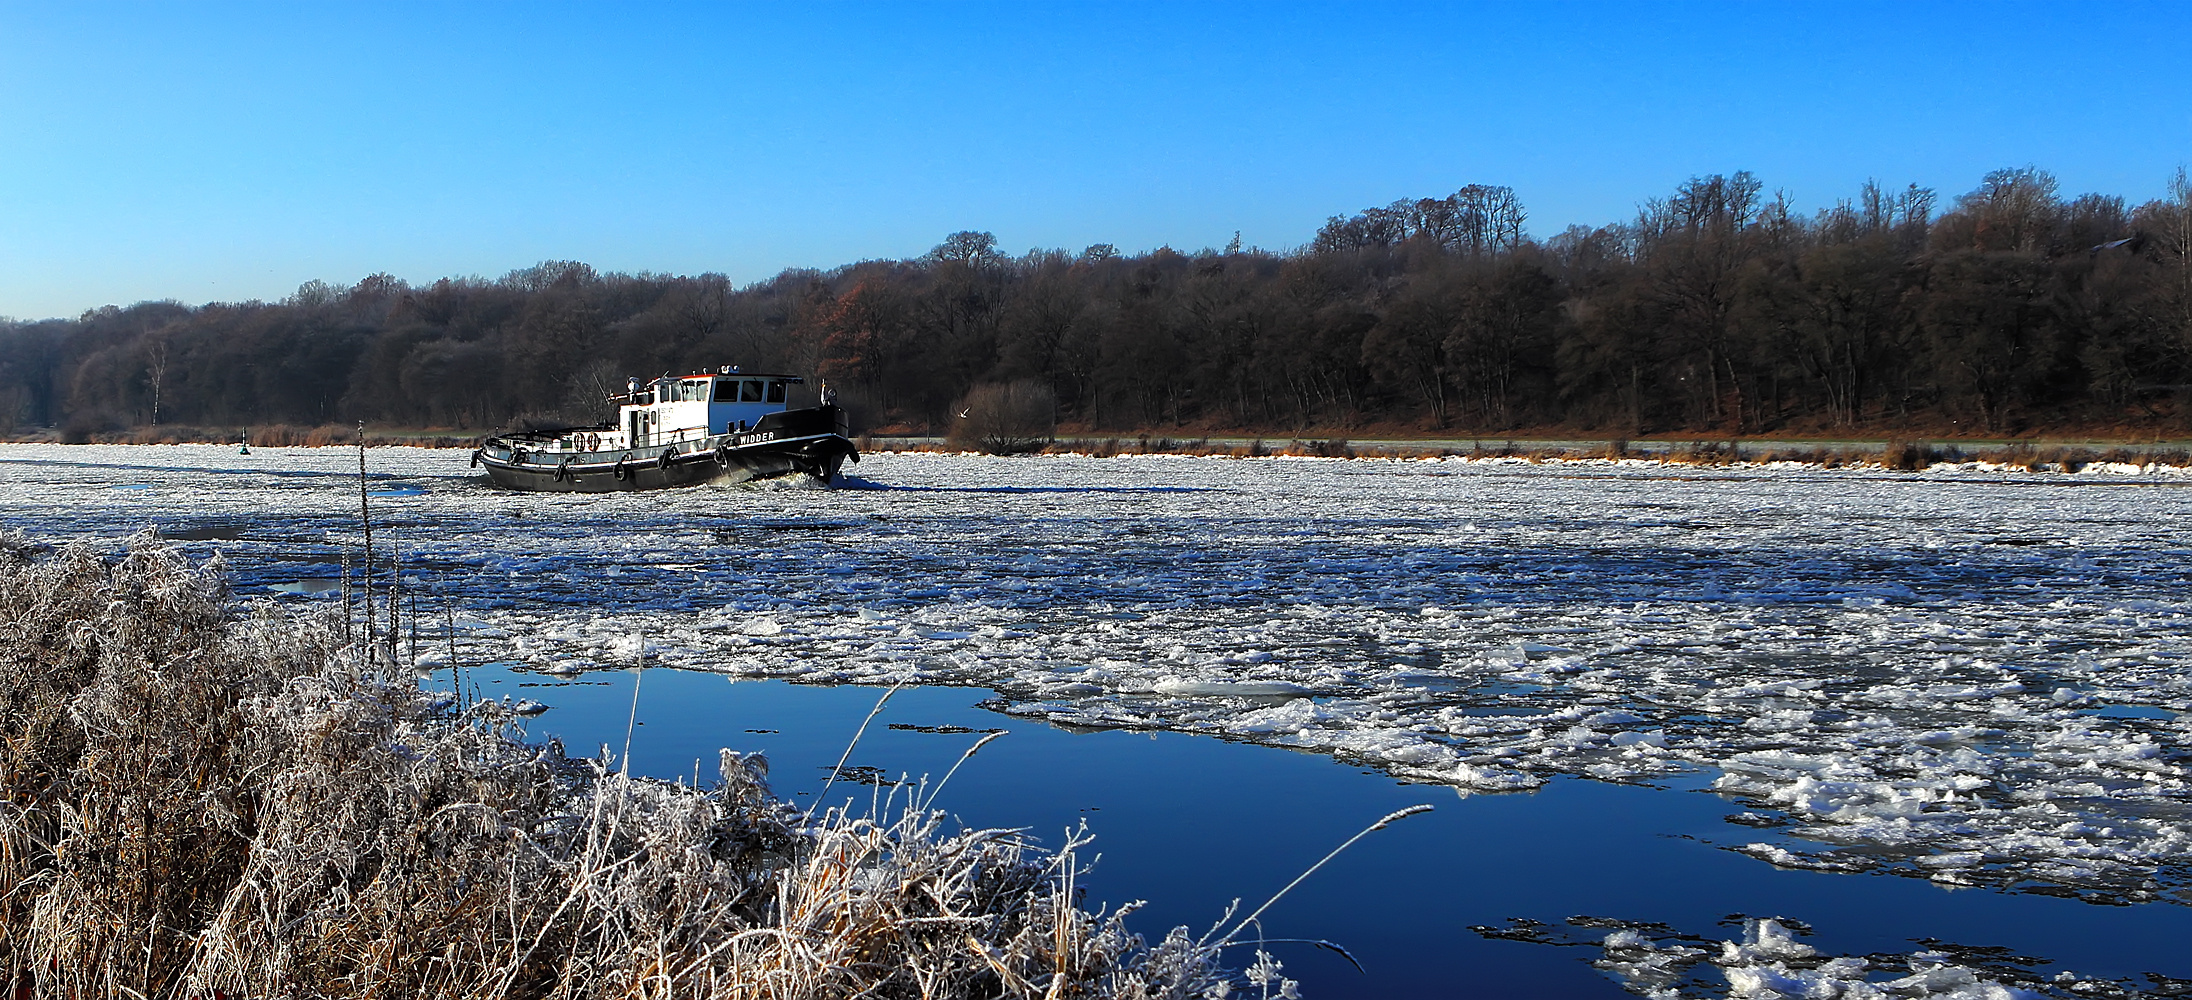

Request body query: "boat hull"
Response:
[476, 406, 857, 493]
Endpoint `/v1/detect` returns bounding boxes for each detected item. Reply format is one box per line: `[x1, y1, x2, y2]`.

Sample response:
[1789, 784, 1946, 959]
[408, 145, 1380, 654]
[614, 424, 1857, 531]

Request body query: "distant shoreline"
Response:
[8, 420, 2192, 450]
[885, 435, 2192, 474]
[8, 430, 2192, 475]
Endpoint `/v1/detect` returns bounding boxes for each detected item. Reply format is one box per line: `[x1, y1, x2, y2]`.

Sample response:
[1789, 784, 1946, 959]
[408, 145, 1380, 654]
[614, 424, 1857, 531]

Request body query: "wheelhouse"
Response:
[613, 369, 802, 448]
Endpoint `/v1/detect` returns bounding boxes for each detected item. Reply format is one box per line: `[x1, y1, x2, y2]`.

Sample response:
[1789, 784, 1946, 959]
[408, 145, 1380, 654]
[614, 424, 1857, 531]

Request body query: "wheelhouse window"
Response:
[766, 380, 786, 403]
[740, 380, 765, 402]
[712, 379, 737, 403]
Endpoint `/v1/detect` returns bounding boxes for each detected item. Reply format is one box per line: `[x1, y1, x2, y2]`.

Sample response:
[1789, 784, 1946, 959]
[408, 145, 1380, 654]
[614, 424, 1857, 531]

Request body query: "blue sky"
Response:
[3, 1, 2188, 320]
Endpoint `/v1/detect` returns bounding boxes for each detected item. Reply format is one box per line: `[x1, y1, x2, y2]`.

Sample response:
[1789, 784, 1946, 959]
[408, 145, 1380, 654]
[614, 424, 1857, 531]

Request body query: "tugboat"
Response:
[473, 368, 857, 492]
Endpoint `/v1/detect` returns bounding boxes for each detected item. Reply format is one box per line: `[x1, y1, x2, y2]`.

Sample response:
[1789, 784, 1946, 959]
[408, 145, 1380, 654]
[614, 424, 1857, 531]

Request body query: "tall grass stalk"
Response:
[356, 421, 375, 653]
[436, 580, 467, 717]
[621, 658, 644, 776]
[1217, 804, 1434, 949]
[921, 730, 1008, 814]
[811, 676, 909, 819]
[339, 540, 353, 649]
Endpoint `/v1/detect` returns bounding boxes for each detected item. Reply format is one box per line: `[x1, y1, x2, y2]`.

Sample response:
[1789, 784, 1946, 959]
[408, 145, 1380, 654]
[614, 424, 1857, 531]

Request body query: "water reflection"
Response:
[474, 665, 2192, 999]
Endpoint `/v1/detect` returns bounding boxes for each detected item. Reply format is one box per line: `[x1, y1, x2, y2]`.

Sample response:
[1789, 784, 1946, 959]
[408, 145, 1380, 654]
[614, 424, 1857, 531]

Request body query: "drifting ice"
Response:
[9, 444, 2192, 905]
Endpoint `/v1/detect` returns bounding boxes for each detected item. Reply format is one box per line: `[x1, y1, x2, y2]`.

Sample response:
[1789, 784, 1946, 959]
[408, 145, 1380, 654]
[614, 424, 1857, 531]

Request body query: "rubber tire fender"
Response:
[471, 449, 483, 468]
[613, 454, 632, 482]
[511, 447, 528, 467]
[553, 457, 573, 482]
[657, 448, 676, 471]
[714, 444, 732, 467]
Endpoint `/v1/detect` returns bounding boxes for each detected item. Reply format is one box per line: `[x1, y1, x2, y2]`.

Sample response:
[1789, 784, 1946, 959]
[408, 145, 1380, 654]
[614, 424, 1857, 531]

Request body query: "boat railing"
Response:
[637, 425, 715, 451]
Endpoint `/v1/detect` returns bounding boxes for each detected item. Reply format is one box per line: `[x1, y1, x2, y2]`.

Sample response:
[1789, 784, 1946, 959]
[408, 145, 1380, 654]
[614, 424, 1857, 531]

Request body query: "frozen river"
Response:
[6, 443, 2192, 996]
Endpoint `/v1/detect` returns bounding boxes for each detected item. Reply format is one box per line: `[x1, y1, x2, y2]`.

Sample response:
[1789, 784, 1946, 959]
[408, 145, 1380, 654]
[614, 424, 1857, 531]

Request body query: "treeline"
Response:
[3, 166, 2189, 439]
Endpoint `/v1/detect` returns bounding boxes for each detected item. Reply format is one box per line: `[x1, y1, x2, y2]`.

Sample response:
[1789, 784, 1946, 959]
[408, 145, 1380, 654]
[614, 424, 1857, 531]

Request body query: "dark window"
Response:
[713, 379, 736, 403]
[741, 380, 764, 402]
[766, 381, 786, 403]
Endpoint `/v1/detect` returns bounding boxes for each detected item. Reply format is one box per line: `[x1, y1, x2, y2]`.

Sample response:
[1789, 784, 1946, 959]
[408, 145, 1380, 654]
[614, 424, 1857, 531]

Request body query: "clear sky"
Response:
[3, 1, 2188, 320]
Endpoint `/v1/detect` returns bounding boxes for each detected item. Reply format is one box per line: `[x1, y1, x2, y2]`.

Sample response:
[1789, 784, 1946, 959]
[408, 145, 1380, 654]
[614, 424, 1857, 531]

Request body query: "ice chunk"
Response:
[1153, 678, 1312, 697]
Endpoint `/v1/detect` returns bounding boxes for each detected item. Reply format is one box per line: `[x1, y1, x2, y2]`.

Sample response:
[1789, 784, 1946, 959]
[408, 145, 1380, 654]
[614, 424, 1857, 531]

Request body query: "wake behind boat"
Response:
[473, 368, 857, 492]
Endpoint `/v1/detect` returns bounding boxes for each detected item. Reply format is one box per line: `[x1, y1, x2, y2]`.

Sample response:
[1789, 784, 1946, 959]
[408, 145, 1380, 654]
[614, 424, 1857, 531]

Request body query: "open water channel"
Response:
[5, 443, 2192, 997]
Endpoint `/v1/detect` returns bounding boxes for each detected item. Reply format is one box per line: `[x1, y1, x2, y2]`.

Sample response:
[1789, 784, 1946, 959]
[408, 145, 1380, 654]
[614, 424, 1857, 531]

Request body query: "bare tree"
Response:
[2159, 167, 2192, 378]
[1956, 166, 2061, 252]
[143, 336, 169, 426]
[929, 231, 1000, 268]
[563, 359, 626, 423]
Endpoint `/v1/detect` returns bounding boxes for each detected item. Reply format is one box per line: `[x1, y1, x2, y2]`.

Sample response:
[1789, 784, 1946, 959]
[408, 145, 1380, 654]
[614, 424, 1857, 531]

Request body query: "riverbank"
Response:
[866, 433, 2192, 474]
[4, 421, 480, 448]
[0, 533, 1238, 999]
[12, 422, 2192, 475]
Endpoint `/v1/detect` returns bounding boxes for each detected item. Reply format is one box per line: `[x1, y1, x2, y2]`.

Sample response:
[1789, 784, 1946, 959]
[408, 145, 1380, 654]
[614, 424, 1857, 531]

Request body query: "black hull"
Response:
[477, 406, 857, 493]
[479, 436, 854, 492]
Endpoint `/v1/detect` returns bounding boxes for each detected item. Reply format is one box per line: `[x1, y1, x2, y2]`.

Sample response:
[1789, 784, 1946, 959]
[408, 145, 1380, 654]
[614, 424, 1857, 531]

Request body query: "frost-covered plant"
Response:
[0, 531, 1237, 999]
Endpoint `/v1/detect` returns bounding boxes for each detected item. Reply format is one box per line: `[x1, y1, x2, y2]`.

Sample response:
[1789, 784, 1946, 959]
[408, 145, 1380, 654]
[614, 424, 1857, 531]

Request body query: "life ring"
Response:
[553, 457, 573, 482]
[613, 454, 632, 481]
[585, 432, 600, 451]
[657, 448, 676, 471]
[713, 444, 732, 467]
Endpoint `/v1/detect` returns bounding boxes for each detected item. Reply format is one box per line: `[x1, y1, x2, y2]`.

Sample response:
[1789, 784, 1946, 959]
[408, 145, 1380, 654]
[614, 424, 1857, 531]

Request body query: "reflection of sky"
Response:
[479, 668, 2192, 998]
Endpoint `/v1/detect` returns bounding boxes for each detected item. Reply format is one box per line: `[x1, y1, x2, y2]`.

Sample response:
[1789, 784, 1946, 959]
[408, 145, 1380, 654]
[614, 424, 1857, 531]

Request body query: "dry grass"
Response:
[0, 533, 1240, 999]
[861, 434, 2192, 475]
[1667, 441, 1739, 466]
[29, 424, 480, 448]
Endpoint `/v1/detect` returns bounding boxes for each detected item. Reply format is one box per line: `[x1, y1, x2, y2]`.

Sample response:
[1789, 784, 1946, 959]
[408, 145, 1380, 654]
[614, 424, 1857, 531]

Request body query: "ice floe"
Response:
[1478, 913, 2177, 998]
[6, 443, 2192, 907]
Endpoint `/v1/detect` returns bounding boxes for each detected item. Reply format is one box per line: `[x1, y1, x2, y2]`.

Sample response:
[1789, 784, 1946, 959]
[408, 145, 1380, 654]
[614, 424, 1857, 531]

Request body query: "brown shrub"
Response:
[1881, 440, 1933, 471]
[1284, 438, 1354, 458]
[301, 424, 353, 447]
[947, 380, 1057, 455]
